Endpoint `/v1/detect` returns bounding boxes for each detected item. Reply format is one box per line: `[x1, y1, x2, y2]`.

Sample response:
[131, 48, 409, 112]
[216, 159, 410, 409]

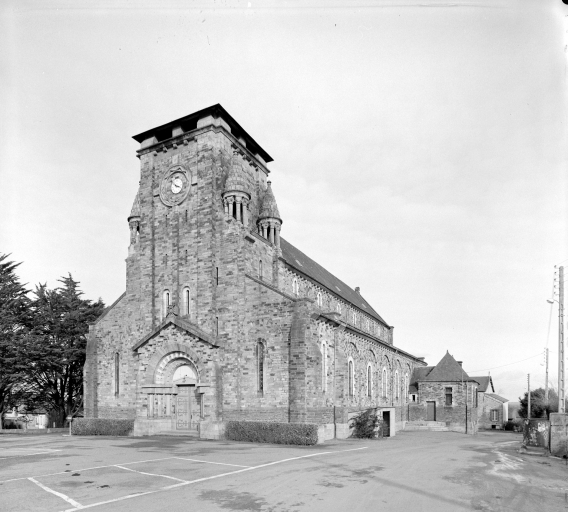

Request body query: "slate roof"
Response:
[408, 366, 434, 393]
[485, 393, 508, 403]
[470, 376, 494, 393]
[279, 237, 388, 326]
[422, 351, 474, 382]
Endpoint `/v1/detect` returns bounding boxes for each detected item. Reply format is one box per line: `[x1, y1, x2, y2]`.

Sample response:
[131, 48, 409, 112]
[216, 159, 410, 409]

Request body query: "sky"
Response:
[1, 0, 567, 403]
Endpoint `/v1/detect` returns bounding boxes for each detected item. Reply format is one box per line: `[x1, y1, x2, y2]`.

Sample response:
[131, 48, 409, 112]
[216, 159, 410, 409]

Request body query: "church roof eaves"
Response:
[132, 104, 273, 164]
[279, 237, 389, 327]
[485, 393, 508, 403]
[132, 316, 218, 352]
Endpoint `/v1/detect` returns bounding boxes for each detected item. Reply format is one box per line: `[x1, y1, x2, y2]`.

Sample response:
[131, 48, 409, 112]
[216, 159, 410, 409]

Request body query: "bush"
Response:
[225, 421, 318, 445]
[349, 409, 383, 439]
[71, 418, 134, 436]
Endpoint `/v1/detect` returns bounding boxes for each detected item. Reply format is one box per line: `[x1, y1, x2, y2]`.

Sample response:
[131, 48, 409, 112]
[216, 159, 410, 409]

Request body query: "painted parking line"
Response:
[28, 477, 83, 509]
[0, 449, 62, 459]
[115, 464, 188, 483]
[61, 447, 368, 512]
[173, 457, 250, 468]
[0, 456, 178, 484]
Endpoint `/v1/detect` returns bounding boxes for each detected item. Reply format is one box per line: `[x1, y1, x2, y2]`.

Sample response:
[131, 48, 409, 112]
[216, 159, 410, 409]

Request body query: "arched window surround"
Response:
[348, 358, 355, 398]
[182, 287, 190, 317]
[162, 289, 171, 320]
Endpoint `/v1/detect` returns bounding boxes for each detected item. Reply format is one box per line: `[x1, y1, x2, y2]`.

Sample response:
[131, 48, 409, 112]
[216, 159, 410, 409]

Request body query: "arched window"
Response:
[292, 277, 299, 296]
[162, 290, 170, 320]
[352, 311, 357, 325]
[114, 352, 120, 397]
[321, 342, 327, 392]
[259, 259, 263, 280]
[317, 292, 322, 307]
[182, 287, 190, 316]
[257, 342, 265, 393]
[366, 319, 370, 331]
[348, 359, 354, 397]
[336, 302, 342, 314]
[395, 371, 400, 400]
[382, 368, 387, 398]
[367, 364, 372, 398]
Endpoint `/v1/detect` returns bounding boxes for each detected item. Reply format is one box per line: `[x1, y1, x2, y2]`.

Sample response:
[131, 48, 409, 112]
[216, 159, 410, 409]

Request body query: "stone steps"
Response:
[155, 430, 199, 437]
[404, 421, 449, 432]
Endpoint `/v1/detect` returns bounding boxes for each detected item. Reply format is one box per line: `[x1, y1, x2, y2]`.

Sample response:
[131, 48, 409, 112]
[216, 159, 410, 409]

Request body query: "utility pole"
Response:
[545, 348, 549, 402]
[559, 266, 565, 414]
[528, 374, 531, 420]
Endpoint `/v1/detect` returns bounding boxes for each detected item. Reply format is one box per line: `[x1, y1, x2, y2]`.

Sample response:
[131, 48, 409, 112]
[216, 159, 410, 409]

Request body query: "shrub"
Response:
[71, 418, 134, 436]
[349, 409, 383, 439]
[225, 421, 318, 445]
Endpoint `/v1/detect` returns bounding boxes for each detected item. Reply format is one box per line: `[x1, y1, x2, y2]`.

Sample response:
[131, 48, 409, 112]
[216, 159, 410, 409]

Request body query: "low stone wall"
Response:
[549, 413, 568, 458]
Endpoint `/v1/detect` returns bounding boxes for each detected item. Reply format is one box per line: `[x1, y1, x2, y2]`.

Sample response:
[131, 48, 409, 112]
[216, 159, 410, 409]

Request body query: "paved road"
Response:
[0, 430, 567, 511]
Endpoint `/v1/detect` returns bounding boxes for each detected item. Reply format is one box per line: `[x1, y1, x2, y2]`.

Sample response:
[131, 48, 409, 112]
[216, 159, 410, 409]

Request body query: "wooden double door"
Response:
[175, 385, 200, 431]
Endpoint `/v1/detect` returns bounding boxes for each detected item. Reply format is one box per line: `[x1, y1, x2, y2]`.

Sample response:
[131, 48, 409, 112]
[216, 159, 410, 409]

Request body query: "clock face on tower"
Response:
[160, 165, 191, 207]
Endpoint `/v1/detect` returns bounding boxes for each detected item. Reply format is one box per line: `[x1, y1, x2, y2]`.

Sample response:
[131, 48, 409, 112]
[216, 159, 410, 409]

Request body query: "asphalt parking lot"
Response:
[1, 430, 567, 512]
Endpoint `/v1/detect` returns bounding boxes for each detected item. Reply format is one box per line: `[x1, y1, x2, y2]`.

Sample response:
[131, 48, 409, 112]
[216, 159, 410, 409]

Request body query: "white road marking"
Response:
[28, 477, 83, 509]
[114, 464, 188, 483]
[0, 456, 178, 483]
[174, 457, 250, 468]
[62, 447, 368, 512]
[0, 450, 62, 459]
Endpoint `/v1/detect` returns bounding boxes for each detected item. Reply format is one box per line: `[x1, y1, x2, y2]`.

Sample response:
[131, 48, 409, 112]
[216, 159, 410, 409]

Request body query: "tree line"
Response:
[0, 254, 104, 428]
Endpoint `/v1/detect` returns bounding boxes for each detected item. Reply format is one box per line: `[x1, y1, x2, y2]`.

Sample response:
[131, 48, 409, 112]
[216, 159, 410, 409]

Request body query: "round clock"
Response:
[160, 165, 191, 207]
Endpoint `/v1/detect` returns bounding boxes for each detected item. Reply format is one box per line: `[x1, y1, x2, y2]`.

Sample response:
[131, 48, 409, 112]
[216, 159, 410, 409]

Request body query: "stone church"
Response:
[84, 104, 426, 440]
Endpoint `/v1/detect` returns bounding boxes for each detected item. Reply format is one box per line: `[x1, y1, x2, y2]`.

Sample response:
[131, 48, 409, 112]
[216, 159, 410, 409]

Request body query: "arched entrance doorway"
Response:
[172, 364, 201, 432]
[142, 351, 204, 434]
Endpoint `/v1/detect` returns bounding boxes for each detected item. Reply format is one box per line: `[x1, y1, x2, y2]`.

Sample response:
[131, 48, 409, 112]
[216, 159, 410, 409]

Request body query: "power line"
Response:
[469, 352, 544, 373]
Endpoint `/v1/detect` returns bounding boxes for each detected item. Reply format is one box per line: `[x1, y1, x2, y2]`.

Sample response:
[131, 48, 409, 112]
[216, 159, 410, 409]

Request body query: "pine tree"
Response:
[18, 275, 104, 427]
[0, 254, 30, 427]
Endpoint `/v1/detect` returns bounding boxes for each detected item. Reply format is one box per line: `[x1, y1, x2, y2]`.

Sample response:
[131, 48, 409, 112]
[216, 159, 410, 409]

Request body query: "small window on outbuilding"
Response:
[490, 409, 499, 422]
[445, 387, 453, 406]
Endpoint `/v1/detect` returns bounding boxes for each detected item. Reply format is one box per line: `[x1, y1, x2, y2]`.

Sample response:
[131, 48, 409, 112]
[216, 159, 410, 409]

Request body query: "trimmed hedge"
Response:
[225, 421, 318, 445]
[71, 418, 134, 436]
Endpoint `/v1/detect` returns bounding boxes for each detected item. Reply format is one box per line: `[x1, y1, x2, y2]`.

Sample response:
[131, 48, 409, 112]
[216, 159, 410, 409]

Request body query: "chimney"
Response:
[457, 361, 463, 367]
[355, 287, 360, 294]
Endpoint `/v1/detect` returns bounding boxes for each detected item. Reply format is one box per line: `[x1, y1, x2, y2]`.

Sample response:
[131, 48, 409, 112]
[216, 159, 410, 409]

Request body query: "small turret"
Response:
[128, 191, 141, 247]
[257, 181, 282, 246]
[223, 151, 251, 225]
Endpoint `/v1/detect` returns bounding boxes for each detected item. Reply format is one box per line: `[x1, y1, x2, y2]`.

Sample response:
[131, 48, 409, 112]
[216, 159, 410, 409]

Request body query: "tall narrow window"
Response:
[336, 302, 342, 314]
[162, 290, 170, 320]
[317, 292, 322, 307]
[445, 387, 453, 406]
[216, 267, 219, 286]
[259, 259, 263, 280]
[382, 368, 387, 398]
[395, 371, 399, 400]
[367, 364, 372, 398]
[292, 278, 299, 296]
[321, 342, 327, 392]
[257, 342, 265, 393]
[348, 360, 354, 397]
[114, 352, 120, 397]
[405, 374, 409, 403]
[216, 316, 219, 336]
[183, 287, 190, 316]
